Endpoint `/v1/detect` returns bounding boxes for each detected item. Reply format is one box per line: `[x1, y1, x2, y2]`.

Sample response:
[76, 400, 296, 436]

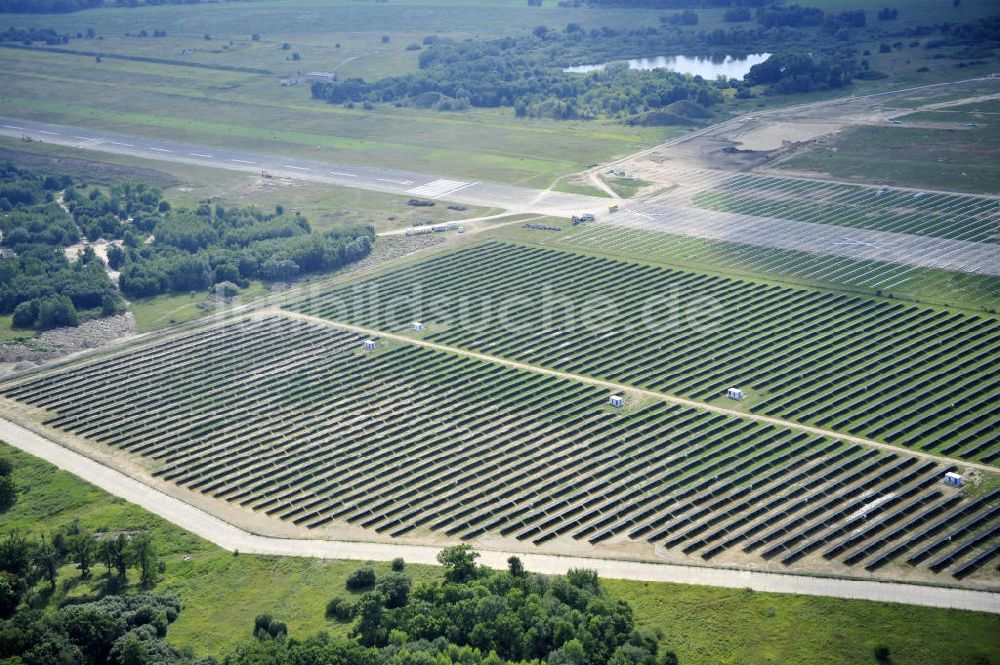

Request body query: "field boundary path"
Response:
[281, 310, 1000, 476]
[2, 415, 998, 613]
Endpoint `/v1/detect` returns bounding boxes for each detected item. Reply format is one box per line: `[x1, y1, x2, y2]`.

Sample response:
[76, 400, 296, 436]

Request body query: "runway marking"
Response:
[75, 136, 96, 140]
[329, 171, 358, 177]
[190, 153, 213, 158]
[149, 147, 172, 152]
[110, 141, 134, 147]
[406, 179, 476, 198]
[2, 124, 24, 130]
[377, 178, 414, 185]
[37, 130, 57, 135]
[282, 165, 309, 171]
[231, 159, 256, 164]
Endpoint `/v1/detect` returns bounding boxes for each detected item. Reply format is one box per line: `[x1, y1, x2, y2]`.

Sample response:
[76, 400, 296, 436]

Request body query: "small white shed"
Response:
[362, 339, 377, 351]
[725, 387, 745, 401]
[943, 471, 963, 487]
[411, 321, 424, 331]
[609, 395, 624, 408]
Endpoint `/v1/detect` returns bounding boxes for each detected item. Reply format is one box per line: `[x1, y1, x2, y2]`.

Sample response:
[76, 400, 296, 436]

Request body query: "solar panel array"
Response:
[4, 315, 996, 579]
[290, 242, 1000, 463]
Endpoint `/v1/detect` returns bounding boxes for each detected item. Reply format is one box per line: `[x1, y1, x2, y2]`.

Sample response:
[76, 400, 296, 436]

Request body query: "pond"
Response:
[564, 53, 772, 79]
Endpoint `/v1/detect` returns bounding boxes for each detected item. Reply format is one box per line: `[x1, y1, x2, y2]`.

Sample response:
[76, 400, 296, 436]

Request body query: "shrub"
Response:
[374, 572, 411, 608]
[346, 564, 376, 591]
[325, 596, 357, 622]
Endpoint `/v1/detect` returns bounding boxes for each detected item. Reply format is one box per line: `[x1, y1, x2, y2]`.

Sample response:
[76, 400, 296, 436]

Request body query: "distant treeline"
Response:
[580, 0, 766, 7]
[312, 32, 730, 120]
[310, 14, 869, 119]
[0, 0, 239, 12]
[0, 0, 101, 13]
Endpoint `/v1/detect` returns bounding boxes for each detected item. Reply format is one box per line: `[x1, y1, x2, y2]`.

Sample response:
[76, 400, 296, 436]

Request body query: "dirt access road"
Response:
[2, 416, 998, 614]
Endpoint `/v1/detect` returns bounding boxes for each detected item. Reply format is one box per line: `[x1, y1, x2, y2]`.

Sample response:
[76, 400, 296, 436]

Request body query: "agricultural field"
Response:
[555, 224, 1000, 311]
[289, 241, 1000, 464]
[2, 313, 999, 584]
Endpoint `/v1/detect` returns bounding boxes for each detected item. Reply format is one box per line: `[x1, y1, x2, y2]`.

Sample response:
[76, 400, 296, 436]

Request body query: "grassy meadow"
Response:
[1, 0, 998, 190]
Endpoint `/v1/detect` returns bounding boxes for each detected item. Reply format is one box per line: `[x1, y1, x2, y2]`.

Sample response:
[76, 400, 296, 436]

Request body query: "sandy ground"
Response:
[0, 312, 137, 377]
[603, 77, 1000, 194]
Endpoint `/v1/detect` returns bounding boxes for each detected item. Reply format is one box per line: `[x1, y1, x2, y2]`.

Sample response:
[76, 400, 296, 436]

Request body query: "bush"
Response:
[37, 295, 78, 329]
[346, 564, 376, 591]
[325, 596, 357, 622]
[390, 557, 405, 572]
[374, 572, 411, 608]
[11, 300, 37, 329]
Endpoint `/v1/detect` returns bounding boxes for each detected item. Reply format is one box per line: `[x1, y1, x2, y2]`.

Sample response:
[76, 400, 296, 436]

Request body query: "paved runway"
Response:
[0, 116, 606, 217]
[3, 115, 997, 277]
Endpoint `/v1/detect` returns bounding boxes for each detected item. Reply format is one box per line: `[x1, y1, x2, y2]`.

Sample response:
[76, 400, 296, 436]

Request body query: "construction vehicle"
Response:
[608, 204, 619, 213]
[21, 134, 33, 142]
[571, 213, 596, 225]
[261, 170, 274, 179]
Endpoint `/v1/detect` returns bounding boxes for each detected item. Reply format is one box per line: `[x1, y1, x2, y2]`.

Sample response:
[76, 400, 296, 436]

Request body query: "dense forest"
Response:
[311, 3, 998, 120]
[312, 31, 733, 120]
[0, 163, 122, 331]
[0, 163, 374, 332]
[0, 0, 217, 12]
[309, 5, 883, 119]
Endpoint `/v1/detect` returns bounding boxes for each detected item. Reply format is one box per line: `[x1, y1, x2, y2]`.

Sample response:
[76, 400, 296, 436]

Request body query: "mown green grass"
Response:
[0, 43, 661, 188]
[2, 441, 998, 664]
[128, 290, 214, 332]
[0, 313, 31, 343]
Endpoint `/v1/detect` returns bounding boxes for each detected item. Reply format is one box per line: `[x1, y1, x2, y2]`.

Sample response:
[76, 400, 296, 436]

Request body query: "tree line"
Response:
[0, 534, 681, 665]
[0, 0, 216, 11]
[0, 0, 101, 13]
[311, 4, 909, 119]
[115, 205, 373, 299]
[230, 545, 679, 665]
[312, 31, 728, 120]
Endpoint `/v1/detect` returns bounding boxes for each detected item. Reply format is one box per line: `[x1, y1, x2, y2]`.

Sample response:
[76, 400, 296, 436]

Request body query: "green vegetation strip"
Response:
[556, 224, 1000, 312]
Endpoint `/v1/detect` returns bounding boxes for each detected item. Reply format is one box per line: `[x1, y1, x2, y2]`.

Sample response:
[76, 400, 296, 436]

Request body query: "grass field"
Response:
[1, 0, 997, 191]
[0, 44, 665, 189]
[2, 440, 1000, 664]
[773, 122, 1000, 194]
